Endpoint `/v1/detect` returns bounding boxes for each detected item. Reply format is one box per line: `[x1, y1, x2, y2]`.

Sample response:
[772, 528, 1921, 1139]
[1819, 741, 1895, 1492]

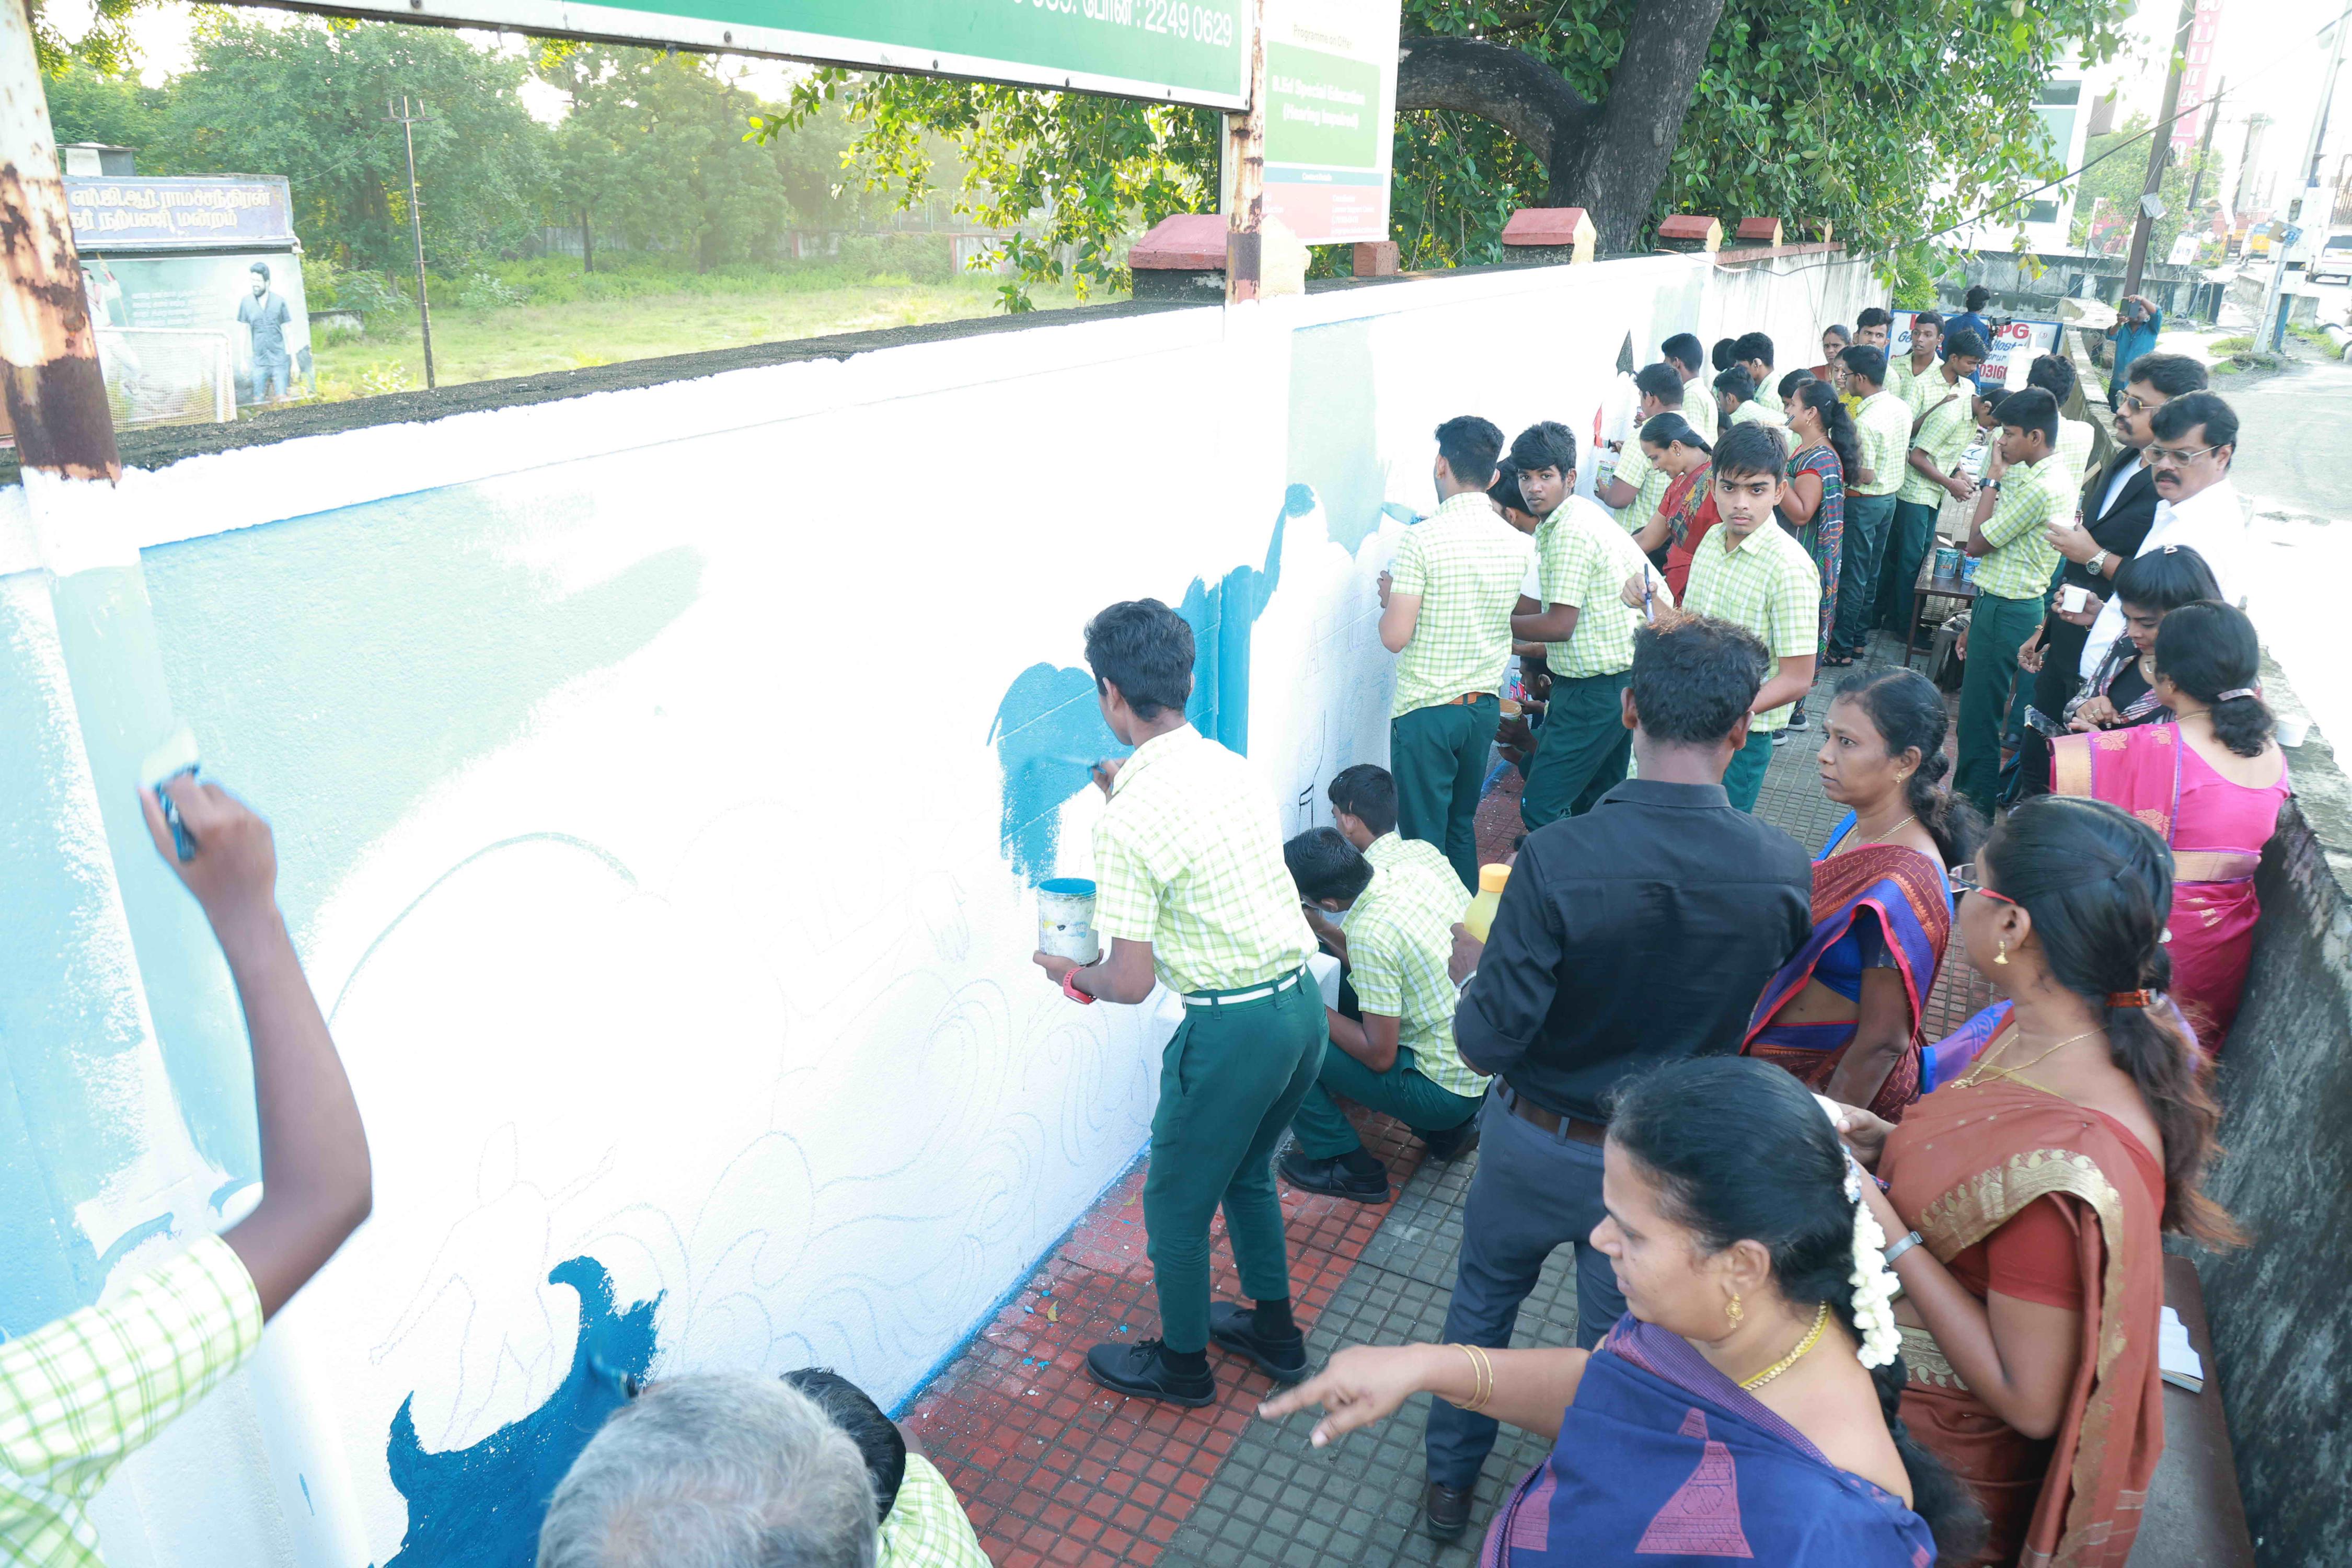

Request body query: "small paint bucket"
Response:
[1934, 545, 1963, 581]
[1959, 556, 1979, 584]
[1039, 878, 1100, 964]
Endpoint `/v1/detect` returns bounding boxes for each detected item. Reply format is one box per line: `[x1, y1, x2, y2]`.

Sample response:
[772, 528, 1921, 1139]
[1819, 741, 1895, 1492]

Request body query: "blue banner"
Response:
[67, 176, 297, 252]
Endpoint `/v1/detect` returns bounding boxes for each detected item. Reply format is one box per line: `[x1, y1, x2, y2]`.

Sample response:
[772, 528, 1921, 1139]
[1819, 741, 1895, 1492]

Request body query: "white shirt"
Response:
[2097, 453, 2143, 523]
[2078, 476, 2248, 680]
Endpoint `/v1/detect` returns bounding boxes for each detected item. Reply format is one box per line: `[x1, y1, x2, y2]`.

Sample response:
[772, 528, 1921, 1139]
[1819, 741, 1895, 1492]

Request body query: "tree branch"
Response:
[1396, 36, 1594, 170]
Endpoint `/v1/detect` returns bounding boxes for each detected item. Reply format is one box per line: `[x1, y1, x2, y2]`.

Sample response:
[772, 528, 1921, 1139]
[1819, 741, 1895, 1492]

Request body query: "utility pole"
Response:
[2184, 76, 2222, 230]
[1223, 0, 1266, 305]
[2257, 16, 2348, 351]
[387, 94, 436, 388]
[2123, 0, 2198, 299]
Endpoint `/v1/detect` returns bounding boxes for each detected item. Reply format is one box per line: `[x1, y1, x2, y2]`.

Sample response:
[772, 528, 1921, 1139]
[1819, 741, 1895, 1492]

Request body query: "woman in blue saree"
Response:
[1261, 1058, 1985, 1565]
[1744, 669, 1979, 1121]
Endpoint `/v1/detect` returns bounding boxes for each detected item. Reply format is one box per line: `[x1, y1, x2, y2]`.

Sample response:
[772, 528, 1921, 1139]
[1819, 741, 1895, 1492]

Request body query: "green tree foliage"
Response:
[158, 16, 549, 273]
[2068, 116, 2222, 259]
[787, 0, 2133, 306]
[41, 61, 172, 155]
[760, 74, 1218, 313]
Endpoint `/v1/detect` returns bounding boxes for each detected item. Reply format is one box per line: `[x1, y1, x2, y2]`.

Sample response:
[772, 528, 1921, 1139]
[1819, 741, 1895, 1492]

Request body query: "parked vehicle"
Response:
[2310, 232, 2352, 285]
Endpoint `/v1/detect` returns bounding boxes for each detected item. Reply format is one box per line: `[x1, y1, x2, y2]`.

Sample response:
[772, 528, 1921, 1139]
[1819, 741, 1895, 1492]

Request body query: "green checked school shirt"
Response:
[1609, 437, 1674, 536]
[1680, 386, 1718, 443]
[1852, 389, 1911, 498]
[1352, 835, 1486, 1098]
[1899, 377, 1976, 507]
[1, 1236, 262, 1568]
[1387, 490, 1534, 720]
[1532, 497, 1672, 679]
[1093, 725, 1312, 996]
[879, 1452, 991, 1568]
[1728, 400, 1788, 430]
[1682, 521, 1821, 733]
[1970, 451, 2069, 601]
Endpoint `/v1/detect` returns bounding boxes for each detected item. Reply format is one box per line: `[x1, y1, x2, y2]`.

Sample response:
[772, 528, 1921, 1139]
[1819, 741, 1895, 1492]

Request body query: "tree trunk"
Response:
[1397, 0, 1730, 255]
[579, 205, 594, 274]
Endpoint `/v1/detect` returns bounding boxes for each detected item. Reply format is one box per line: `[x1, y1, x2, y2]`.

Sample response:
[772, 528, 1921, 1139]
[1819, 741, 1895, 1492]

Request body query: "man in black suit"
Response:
[1418, 617, 1812, 1540]
[2012, 352, 2207, 798]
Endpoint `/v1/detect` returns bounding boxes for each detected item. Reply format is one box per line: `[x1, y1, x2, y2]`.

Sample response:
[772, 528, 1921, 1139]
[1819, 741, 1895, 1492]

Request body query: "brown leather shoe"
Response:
[1424, 1479, 1474, 1541]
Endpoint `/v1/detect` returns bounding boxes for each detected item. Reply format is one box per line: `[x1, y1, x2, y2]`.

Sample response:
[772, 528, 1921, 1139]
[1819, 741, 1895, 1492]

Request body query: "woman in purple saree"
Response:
[1261, 1059, 1984, 1565]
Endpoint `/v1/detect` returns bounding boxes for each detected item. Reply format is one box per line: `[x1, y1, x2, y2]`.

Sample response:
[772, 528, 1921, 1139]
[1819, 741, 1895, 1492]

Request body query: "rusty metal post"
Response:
[0, 0, 119, 482]
[0, 0, 260, 1186]
[1224, 0, 1266, 305]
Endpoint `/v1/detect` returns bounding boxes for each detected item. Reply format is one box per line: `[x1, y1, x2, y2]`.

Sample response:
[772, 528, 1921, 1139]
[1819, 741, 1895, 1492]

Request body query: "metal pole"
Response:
[389, 94, 436, 388]
[1224, 0, 1266, 305]
[2257, 16, 2348, 352]
[2123, 0, 2198, 299]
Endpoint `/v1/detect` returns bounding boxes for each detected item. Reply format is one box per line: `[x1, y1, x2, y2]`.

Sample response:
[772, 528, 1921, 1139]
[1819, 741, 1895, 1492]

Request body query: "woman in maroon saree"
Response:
[1261, 1059, 1984, 1565]
[1836, 797, 2241, 1566]
[2051, 601, 2289, 1047]
[1746, 670, 1980, 1121]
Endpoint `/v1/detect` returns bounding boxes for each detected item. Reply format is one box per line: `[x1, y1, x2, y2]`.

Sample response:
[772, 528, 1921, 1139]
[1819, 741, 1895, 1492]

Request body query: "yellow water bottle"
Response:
[1463, 863, 1511, 943]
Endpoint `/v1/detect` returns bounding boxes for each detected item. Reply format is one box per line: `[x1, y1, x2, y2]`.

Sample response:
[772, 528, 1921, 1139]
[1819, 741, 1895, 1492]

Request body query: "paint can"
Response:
[1038, 878, 1100, 964]
[1934, 545, 1963, 581]
[1959, 556, 1979, 584]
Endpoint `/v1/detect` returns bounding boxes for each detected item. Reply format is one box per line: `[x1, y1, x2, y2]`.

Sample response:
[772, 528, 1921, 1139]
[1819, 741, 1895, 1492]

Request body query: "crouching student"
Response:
[1281, 769, 1489, 1204]
[786, 1369, 992, 1568]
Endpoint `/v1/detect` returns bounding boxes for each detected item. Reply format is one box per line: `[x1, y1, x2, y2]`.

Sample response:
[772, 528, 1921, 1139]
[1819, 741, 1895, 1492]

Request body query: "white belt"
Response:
[1182, 970, 1304, 1007]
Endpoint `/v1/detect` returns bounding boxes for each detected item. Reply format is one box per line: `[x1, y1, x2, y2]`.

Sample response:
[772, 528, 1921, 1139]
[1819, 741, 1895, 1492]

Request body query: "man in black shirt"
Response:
[2013, 352, 2206, 798]
[1419, 617, 1811, 1540]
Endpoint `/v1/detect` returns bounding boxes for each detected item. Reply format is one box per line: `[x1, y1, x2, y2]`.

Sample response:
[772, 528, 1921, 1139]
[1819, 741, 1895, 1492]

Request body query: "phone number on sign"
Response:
[1018, 0, 1238, 48]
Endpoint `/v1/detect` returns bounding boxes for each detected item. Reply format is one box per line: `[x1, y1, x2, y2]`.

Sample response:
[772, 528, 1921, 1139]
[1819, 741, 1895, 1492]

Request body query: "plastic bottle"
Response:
[1463, 863, 1511, 943]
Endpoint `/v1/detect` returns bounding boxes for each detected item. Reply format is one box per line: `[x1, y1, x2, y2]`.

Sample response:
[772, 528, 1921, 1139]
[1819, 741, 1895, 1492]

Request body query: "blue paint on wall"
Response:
[383, 1254, 658, 1567]
[987, 511, 1290, 885]
[1287, 323, 1391, 552]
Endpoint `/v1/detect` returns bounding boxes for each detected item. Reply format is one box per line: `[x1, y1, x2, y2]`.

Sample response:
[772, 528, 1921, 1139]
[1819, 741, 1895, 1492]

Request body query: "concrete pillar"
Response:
[1353, 241, 1400, 277]
[1130, 213, 1231, 302]
[1656, 215, 1723, 253]
[1499, 207, 1596, 266]
[1733, 216, 1785, 248]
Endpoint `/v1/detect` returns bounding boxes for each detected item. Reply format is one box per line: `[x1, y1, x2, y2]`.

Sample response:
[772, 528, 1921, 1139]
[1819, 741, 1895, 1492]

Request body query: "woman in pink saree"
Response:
[2052, 601, 2289, 1047]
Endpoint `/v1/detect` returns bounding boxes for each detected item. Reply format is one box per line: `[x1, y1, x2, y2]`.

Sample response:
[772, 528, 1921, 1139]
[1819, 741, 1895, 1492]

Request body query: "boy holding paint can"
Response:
[1033, 598, 1323, 1404]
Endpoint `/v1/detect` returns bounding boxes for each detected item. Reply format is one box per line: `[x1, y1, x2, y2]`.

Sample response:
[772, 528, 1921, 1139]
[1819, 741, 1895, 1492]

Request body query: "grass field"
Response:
[309, 271, 1109, 400]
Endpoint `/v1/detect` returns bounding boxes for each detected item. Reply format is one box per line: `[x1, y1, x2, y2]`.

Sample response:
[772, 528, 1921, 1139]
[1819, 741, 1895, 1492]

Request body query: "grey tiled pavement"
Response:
[1160, 630, 1981, 1566]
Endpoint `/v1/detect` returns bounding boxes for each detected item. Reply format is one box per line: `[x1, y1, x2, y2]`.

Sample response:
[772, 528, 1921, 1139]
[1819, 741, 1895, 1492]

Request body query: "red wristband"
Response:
[1063, 966, 1096, 1006]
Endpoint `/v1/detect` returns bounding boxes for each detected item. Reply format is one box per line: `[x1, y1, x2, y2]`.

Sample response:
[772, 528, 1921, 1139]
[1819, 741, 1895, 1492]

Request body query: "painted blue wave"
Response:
[987, 491, 1310, 886]
[383, 1255, 659, 1567]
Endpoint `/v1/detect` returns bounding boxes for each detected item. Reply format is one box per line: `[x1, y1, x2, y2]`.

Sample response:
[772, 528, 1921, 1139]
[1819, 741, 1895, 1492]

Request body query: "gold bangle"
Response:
[1452, 1343, 1494, 1414]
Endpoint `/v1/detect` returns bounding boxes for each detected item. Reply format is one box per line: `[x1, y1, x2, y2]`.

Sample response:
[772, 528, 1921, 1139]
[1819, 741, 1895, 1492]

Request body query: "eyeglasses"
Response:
[2146, 443, 2220, 467]
[2119, 395, 2152, 416]
[1949, 864, 2016, 905]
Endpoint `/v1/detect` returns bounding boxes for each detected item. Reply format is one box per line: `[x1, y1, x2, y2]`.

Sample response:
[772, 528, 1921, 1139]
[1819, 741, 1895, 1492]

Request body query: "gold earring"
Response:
[1725, 1291, 1744, 1328]
[1994, 938, 2010, 966]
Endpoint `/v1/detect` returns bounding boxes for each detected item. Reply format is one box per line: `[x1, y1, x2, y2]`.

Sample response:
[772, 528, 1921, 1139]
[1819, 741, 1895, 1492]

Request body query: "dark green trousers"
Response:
[1876, 500, 1942, 633]
[1142, 976, 1327, 1353]
[1392, 695, 1499, 890]
[1519, 670, 1632, 832]
[1289, 1043, 1484, 1159]
[1957, 590, 2043, 816]
[1722, 727, 1777, 813]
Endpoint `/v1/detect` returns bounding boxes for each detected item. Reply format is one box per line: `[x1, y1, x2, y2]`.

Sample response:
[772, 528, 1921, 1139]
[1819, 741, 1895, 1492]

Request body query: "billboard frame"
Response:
[228, 0, 1253, 110]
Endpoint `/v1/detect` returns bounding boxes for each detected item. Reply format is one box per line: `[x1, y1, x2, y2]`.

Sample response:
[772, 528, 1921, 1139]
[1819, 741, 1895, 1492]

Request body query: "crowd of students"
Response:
[0, 296, 2290, 1568]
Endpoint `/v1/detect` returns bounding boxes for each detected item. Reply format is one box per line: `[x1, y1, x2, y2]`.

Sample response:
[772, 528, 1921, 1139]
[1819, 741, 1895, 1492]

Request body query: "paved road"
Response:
[2226, 350, 2352, 751]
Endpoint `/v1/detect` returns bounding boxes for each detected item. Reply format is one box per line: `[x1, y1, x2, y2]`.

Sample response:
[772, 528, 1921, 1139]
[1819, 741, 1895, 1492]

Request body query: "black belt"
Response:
[1498, 1082, 1607, 1145]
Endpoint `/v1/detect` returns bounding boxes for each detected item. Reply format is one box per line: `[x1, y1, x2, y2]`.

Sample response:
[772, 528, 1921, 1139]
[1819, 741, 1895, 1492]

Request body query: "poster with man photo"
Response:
[1892, 309, 2059, 389]
[78, 248, 315, 425]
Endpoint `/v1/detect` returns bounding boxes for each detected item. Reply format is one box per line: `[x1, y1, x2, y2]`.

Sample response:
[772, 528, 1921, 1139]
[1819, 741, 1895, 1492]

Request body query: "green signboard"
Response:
[1260, 0, 1400, 246]
[306, 0, 1251, 107]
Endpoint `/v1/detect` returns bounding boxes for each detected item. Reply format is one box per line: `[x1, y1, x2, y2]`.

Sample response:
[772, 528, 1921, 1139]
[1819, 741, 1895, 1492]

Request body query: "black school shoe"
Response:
[1425, 1480, 1474, 1541]
[1083, 1339, 1217, 1407]
[1208, 1301, 1309, 1383]
[1420, 1119, 1481, 1162]
[1278, 1146, 1391, 1203]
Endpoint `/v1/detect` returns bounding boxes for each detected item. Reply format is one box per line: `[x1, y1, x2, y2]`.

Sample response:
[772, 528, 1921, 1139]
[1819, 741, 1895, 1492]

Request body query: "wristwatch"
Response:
[2088, 549, 2109, 576]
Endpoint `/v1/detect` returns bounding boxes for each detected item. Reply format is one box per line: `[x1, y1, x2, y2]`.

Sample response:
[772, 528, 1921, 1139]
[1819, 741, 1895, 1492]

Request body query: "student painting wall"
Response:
[0, 247, 1875, 1566]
